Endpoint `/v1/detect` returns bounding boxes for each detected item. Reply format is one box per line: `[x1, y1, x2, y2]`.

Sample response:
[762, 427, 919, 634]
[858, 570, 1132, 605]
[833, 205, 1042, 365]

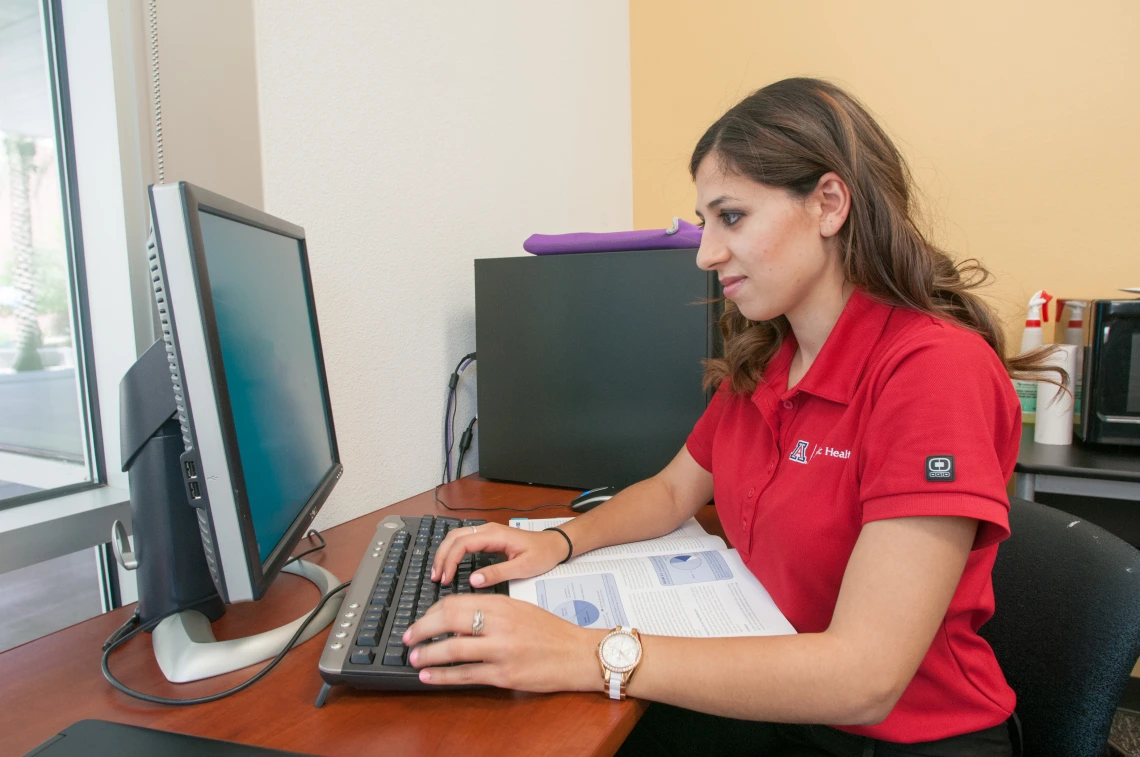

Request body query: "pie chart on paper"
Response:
[669, 554, 703, 571]
[554, 599, 601, 627]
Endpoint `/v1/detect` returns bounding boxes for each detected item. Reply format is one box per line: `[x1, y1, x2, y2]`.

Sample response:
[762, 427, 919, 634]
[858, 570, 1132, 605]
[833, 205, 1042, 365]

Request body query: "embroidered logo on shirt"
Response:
[926, 456, 955, 482]
[789, 441, 851, 464]
[789, 440, 810, 464]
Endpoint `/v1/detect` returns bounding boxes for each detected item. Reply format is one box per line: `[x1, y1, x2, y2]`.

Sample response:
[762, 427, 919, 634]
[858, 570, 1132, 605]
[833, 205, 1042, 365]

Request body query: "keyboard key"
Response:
[356, 629, 380, 647]
[359, 620, 380, 632]
[382, 645, 406, 667]
[350, 648, 376, 665]
[462, 519, 487, 527]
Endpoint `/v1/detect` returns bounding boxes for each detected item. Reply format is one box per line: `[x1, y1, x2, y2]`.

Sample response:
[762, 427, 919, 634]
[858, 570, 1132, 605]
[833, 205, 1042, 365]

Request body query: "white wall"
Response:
[254, 1, 633, 528]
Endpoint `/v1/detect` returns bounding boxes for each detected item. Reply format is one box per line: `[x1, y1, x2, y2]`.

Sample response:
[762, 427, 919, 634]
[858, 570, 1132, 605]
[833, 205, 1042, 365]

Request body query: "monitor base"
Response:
[152, 559, 342, 683]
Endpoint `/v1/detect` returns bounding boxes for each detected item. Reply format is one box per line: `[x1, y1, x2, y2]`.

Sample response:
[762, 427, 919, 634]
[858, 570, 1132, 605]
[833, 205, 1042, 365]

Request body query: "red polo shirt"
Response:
[686, 288, 1019, 743]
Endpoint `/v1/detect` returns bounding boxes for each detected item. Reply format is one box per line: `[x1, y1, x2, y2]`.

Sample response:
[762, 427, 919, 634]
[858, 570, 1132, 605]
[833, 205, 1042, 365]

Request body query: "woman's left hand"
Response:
[403, 594, 605, 692]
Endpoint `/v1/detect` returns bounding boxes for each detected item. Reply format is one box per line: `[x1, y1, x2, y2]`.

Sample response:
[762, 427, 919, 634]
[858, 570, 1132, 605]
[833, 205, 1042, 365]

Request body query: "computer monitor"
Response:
[113, 182, 344, 682]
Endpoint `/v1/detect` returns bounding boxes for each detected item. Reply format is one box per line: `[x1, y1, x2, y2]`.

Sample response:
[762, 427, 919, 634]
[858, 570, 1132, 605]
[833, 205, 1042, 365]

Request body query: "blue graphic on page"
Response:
[649, 551, 732, 586]
[535, 573, 629, 629]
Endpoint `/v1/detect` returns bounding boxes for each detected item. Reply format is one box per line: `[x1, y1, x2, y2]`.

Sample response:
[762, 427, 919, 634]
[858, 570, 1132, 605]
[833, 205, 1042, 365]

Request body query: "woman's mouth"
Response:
[720, 275, 746, 298]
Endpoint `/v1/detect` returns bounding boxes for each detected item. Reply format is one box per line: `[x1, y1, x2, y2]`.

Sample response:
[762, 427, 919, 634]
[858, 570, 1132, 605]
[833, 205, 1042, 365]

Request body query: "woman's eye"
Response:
[721, 211, 742, 227]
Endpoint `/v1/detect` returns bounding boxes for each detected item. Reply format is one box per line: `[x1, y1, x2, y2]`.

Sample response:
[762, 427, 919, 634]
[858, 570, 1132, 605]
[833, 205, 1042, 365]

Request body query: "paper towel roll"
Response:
[1034, 344, 1078, 445]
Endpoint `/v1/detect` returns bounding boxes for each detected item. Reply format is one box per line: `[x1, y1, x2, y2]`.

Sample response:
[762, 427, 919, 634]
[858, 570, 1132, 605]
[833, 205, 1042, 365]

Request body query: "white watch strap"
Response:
[606, 627, 634, 699]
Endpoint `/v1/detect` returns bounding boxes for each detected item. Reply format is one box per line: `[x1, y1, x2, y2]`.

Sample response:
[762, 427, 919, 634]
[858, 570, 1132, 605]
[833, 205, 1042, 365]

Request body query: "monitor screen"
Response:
[197, 211, 335, 564]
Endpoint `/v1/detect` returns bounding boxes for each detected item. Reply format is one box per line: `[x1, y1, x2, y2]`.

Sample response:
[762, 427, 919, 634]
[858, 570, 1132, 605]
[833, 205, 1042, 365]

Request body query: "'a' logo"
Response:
[789, 440, 810, 464]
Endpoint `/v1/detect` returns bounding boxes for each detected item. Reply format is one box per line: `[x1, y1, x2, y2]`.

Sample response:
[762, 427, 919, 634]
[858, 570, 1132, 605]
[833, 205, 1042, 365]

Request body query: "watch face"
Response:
[601, 632, 641, 673]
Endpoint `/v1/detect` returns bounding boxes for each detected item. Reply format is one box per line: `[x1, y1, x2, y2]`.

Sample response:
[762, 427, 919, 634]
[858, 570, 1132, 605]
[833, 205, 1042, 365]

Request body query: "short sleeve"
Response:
[686, 381, 732, 472]
[858, 329, 1022, 550]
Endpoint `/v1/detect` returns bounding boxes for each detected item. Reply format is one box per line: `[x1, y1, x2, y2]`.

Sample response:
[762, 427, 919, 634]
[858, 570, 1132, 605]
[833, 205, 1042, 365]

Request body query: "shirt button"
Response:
[747, 487, 756, 498]
[782, 400, 794, 410]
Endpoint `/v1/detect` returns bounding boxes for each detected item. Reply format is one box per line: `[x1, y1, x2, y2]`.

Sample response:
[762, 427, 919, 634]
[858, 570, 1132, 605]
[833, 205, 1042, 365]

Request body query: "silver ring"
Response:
[470, 525, 478, 535]
[471, 609, 485, 637]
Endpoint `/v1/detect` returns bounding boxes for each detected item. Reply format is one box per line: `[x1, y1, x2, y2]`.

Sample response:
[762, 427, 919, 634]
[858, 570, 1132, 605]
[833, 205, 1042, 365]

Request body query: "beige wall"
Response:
[137, 0, 263, 209]
[630, 0, 1140, 341]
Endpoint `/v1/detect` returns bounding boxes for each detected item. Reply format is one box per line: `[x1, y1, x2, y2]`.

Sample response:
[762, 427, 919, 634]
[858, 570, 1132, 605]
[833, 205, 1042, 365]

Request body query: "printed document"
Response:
[508, 516, 796, 638]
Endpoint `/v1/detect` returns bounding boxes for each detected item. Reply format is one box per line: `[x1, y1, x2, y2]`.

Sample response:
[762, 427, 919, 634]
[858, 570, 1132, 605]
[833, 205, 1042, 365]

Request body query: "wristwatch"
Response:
[597, 626, 643, 700]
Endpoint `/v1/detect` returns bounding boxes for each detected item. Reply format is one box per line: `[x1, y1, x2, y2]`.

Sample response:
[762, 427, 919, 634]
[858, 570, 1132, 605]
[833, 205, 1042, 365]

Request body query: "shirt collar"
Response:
[754, 288, 893, 406]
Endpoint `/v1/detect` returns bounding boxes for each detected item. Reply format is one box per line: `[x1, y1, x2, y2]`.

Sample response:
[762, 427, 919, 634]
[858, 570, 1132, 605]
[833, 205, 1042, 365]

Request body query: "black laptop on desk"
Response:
[22, 720, 316, 757]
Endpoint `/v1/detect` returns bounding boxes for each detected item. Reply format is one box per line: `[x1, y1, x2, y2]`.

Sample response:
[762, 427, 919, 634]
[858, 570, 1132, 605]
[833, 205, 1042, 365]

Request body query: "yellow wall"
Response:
[630, 1, 1140, 342]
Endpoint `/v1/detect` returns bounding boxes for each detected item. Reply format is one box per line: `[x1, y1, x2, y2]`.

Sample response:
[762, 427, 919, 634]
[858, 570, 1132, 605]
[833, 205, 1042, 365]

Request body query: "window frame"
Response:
[0, 0, 162, 611]
[0, 0, 106, 512]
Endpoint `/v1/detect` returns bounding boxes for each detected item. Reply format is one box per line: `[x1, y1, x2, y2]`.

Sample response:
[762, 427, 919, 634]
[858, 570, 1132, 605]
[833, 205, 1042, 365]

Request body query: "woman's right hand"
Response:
[431, 522, 571, 588]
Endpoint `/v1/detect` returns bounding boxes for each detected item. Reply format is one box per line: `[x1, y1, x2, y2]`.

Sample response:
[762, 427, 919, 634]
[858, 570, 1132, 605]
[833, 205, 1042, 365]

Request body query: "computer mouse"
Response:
[569, 486, 621, 512]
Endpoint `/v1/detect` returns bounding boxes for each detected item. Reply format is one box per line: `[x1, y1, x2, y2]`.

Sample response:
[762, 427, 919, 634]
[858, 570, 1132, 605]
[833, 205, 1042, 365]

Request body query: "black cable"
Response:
[446, 379, 460, 480]
[433, 483, 566, 513]
[442, 352, 475, 484]
[285, 529, 326, 566]
[101, 580, 350, 706]
[442, 386, 455, 485]
[101, 608, 142, 652]
[455, 416, 477, 479]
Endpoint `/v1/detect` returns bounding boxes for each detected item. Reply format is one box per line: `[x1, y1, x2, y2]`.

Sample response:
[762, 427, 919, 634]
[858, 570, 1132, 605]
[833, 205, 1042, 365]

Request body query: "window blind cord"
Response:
[148, 0, 164, 184]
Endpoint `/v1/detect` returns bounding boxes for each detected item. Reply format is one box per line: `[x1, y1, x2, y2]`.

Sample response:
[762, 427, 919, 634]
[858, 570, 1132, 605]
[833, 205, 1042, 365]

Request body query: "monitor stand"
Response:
[116, 339, 344, 684]
[151, 558, 342, 683]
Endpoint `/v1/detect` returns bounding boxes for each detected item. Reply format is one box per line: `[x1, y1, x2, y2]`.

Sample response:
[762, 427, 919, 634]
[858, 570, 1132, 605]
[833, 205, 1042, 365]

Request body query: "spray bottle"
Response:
[1013, 289, 1053, 424]
[1060, 300, 1087, 418]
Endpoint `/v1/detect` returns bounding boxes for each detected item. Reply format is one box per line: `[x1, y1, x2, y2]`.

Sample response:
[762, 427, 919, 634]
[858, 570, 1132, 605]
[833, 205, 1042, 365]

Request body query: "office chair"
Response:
[979, 497, 1140, 757]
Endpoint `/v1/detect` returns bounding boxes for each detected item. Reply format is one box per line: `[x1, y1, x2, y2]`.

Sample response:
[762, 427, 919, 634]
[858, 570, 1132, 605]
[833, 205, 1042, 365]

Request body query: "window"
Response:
[0, 0, 102, 508]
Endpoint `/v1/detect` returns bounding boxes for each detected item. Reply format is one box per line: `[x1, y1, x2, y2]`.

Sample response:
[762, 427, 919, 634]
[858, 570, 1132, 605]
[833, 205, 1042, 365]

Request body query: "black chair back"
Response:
[980, 497, 1140, 757]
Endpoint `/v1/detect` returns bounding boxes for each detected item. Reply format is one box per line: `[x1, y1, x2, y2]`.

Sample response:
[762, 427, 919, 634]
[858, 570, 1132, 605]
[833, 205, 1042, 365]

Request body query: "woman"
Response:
[404, 78, 1055, 755]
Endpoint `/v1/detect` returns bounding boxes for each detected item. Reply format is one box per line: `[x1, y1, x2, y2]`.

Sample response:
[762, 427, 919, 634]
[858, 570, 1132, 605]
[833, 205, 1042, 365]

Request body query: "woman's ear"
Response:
[814, 172, 851, 238]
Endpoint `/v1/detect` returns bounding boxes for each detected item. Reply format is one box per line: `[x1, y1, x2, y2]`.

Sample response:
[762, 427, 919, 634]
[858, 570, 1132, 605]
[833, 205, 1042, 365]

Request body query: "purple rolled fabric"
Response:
[523, 218, 702, 255]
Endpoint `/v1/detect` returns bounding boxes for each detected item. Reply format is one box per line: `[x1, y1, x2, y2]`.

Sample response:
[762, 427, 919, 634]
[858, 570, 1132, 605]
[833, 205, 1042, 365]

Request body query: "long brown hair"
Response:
[691, 78, 1060, 394]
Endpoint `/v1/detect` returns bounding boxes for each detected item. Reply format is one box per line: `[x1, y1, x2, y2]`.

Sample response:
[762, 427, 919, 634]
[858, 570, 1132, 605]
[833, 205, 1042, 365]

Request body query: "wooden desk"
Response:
[0, 478, 725, 757]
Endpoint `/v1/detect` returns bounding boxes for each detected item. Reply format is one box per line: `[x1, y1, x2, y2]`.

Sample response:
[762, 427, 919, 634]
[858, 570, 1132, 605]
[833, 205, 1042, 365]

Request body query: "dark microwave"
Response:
[1077, 299, 1140, 445]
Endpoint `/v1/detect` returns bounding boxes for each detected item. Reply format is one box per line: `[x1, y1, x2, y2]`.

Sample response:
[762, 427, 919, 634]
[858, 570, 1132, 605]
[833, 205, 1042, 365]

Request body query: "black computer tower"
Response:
[474, 248, 722, 490]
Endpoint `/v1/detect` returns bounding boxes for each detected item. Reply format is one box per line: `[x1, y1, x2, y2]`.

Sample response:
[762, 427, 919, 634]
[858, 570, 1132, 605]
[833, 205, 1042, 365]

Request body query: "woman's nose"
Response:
[695, 236, 729, 271]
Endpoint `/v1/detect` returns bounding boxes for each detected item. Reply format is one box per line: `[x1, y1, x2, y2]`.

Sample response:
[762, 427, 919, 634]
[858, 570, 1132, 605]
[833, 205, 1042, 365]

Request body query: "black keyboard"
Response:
[317, 514, 506, 695]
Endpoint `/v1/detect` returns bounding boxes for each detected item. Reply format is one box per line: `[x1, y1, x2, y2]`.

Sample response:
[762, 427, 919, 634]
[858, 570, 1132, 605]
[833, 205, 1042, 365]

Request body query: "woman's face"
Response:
[694, 154, 844, 323]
